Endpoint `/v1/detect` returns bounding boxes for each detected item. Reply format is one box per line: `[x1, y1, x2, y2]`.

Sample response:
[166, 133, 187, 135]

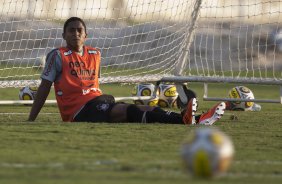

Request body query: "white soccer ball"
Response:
[228, 86, 255, 111]
[157, 83, 178, 108]
[132, 83, 158, 106]
[181, 128, 234, 178]
[19, 86, 38, 100]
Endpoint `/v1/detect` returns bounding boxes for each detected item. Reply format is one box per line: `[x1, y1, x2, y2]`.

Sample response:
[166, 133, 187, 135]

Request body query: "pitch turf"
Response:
[0, 83, 281, 184]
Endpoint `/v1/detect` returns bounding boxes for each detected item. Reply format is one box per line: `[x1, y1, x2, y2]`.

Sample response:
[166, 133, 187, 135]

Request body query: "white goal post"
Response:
[0, 0, 282, 103]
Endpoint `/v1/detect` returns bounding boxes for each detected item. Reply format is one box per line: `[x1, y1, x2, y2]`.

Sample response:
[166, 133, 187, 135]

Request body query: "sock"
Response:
[152, 106, 166, 113]
[153, 106, 181, 117]
[145, 111, 183, 124]
[127, 105, 183, 124]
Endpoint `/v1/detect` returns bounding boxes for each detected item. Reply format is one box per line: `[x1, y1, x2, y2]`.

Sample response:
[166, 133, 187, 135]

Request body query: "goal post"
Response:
[0, 0, 282, 104]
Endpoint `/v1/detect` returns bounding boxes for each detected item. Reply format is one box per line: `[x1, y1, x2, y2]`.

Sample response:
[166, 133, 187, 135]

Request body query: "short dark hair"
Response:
[63, 17, 87, 33]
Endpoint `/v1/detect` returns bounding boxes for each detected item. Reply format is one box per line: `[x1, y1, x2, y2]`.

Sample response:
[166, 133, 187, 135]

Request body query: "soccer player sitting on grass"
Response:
[28, 17, 225, 125]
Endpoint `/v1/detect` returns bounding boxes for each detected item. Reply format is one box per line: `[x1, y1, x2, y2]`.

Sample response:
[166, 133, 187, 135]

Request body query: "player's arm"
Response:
[28, 79, 52, 121]
[28, 49, 61, 121]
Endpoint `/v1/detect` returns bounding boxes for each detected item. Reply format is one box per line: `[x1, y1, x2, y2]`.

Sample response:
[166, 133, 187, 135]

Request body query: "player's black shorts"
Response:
[73, 94, 116, 122]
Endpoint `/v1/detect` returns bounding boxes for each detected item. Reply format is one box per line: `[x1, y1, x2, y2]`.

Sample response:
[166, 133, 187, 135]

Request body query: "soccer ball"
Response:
[181, 128, 234, 178]
[132, 83, 158, 106]
[157, 83, 178, 108]
[228, 86, 255, 111]
[19, 86, 38, 100]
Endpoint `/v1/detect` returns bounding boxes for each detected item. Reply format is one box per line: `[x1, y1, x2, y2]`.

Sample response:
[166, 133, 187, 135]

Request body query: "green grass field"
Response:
[0, 83, 281, 184]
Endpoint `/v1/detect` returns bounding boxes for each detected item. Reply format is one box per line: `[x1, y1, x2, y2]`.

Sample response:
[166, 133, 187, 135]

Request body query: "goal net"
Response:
[0, 0, 200, 88]
[179, 0, 282, 85]
[0, 0, 282, 89]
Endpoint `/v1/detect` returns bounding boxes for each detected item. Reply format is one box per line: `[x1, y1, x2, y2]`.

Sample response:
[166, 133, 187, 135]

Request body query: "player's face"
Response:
[63, 20, 87, 52]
